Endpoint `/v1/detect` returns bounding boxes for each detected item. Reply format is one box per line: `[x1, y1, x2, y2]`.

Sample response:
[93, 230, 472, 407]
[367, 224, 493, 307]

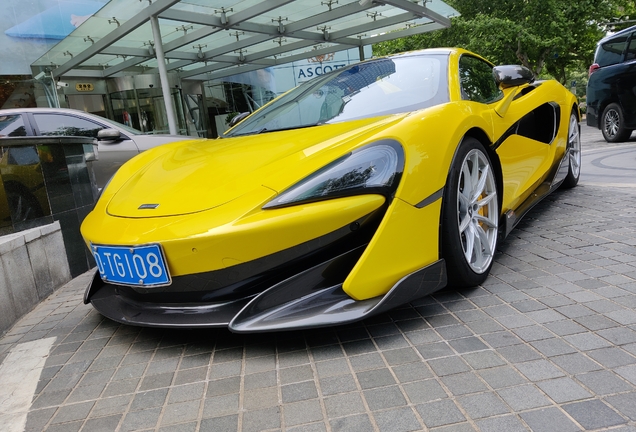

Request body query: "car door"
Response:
[459, 56, 557, 213]
[619, 31, 636, 129]
[492, 93, 559, 213]
[30, 112, 139, 187]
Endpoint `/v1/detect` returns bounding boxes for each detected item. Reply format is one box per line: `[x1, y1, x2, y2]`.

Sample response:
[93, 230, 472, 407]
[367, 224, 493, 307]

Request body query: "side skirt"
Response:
[503, 150, 568, 237]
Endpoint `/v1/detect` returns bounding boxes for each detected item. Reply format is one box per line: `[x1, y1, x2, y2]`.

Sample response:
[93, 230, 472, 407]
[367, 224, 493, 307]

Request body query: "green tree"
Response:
[373, 0, 631, 84]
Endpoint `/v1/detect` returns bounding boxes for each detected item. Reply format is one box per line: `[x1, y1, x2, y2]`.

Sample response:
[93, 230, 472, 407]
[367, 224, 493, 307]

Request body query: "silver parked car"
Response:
[0, 108, 195, 187]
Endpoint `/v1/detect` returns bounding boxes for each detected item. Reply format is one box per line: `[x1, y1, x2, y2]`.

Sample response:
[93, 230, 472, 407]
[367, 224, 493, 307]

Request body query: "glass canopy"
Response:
[32, 0, 459, 81]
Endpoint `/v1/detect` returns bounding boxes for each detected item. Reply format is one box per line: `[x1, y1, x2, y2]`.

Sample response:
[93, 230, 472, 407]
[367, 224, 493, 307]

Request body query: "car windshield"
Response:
[224, 54, 449, 137]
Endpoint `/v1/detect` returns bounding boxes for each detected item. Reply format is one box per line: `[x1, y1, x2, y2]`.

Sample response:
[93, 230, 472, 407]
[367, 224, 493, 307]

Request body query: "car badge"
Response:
[138, 203, 160, 209]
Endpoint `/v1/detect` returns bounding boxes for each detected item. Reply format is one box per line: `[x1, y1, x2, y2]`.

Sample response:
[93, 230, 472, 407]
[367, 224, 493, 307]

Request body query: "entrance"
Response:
[104, 74, 205, 136]
[110, 87, 187, 135]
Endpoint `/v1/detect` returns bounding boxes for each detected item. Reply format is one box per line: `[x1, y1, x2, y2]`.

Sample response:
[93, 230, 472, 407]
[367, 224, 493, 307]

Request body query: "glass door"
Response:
[135, 88, 187, 134]
[109, 89, 140, 131]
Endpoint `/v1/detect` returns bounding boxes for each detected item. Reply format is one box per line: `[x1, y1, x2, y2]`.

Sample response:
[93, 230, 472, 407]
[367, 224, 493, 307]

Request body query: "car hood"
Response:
[107, 115, 406, 218]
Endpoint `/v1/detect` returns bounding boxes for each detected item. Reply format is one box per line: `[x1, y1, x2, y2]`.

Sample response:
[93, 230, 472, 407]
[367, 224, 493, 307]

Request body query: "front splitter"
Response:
[86, 257, 447, 332]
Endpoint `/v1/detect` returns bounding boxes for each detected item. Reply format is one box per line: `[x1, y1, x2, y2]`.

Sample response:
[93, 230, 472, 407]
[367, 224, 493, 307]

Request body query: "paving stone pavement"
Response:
[1, 125, 636, 432]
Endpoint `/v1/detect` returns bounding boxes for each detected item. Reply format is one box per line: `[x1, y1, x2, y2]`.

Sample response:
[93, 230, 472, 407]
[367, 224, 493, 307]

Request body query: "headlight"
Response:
[263, 140, 404, 209]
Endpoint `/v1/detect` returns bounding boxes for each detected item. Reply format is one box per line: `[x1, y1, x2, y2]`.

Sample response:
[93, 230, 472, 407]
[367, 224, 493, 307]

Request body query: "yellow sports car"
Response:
[81, 48, 580, 332]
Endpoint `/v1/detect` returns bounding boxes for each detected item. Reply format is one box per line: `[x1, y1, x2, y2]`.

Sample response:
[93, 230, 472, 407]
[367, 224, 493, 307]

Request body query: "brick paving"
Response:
[1, 125, 636, 432]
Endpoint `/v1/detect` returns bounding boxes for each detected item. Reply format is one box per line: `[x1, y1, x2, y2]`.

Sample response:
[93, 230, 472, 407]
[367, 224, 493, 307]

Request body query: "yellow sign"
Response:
[75, 83, 94, 92]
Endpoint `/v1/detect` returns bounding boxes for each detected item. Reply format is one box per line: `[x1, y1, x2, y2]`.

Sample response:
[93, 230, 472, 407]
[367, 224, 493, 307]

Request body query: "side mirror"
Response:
[97, 128, 122, 141]
[228, 112, 250, 127]
[493, 65, 535, 88]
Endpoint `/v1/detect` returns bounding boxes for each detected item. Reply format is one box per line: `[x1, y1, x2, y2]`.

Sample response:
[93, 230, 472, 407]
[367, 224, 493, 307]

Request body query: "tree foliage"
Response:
[373, 0, 634, 84]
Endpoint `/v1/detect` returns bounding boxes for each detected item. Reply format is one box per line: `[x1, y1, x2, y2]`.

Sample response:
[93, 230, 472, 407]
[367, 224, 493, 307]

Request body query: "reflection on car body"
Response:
[0, 108, 197, 187]
[0, 146, 50, 227]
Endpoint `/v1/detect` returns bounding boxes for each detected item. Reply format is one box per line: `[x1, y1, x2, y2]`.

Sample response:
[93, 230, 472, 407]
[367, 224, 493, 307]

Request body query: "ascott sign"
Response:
[297, 63, 347, 79]
[297, 51, 346, 81]
[225, 55, 351, 108]
[239, 46, 373, 96]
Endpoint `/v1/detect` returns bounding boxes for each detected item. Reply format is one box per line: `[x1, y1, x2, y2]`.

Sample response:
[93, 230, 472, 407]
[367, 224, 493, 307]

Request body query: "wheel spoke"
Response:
[461, 163, 472, 194]
[471, 165, 490, 203]
[470, 153, 479, 188]
[459, 213, 471, 233]
[474, 213, 497, 228]
[476, 192, 496, 208]
[463, 223, 475, 262]
[459, 189, 470, 207]
[569, 151, 580, 170]
[475, 223, 492, 257]
[569, 122, 578, 142]
[471, 223, 483, 263]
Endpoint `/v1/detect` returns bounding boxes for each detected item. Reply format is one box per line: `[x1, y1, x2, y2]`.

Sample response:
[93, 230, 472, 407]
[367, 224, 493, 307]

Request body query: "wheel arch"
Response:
[464, 128, 503, 208]
[572, 103, 581, 121]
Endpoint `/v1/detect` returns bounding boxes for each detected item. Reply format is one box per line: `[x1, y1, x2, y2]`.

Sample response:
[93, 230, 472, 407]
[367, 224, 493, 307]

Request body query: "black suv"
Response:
[586, 25, 636, 142]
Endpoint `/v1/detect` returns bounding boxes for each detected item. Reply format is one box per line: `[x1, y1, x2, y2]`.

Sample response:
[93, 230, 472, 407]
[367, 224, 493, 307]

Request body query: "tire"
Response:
[602, 103, 632, 143]
[561, 110, 581, 189]
[442, 137, 499, 288]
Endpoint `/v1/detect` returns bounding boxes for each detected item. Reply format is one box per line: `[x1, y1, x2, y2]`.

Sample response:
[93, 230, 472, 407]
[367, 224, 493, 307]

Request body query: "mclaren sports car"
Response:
[80, 48, 581, 332]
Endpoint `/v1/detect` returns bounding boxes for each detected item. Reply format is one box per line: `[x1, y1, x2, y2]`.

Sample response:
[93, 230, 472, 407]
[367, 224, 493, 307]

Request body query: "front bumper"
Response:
[85, 254, 446, 333]
[84, 193, 447, 332]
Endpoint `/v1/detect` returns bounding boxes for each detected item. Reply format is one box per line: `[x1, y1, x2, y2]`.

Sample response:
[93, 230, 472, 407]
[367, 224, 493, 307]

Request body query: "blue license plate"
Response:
[92, 244, 171, 287]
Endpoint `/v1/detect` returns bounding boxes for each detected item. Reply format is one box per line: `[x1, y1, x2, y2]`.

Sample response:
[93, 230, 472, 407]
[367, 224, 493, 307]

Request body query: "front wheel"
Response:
[442, 138, 499, 288]
[602, 103, 632, 143]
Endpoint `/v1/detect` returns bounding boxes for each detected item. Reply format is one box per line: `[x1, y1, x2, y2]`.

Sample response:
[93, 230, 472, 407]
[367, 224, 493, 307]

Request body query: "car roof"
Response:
[0, 107, 99, 116]
[598, 24, 636, 44]
[393, 47, 454, 56]
[0, 107, 146, 136]
[0, 107, 118, 129]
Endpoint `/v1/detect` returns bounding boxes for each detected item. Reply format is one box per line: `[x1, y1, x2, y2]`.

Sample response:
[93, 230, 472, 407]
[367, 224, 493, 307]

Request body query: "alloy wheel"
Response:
[456, 149, 498, 274]
[604, 108, 620, 139]
[568, 113, 581, 179]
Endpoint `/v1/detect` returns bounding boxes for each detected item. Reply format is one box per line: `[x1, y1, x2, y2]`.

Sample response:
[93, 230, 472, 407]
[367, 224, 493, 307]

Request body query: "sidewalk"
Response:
[1, 125, 636, 432]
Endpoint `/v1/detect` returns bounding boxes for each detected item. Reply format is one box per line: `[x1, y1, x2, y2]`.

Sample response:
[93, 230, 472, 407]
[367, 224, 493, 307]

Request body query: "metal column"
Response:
[150, 15, 179, 135]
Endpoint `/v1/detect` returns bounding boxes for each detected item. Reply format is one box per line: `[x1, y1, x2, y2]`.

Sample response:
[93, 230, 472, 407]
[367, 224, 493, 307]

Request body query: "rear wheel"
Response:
[442, 137, 499, 288]
[561, 110, 581, 189]
[602, 103, 632, 142]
